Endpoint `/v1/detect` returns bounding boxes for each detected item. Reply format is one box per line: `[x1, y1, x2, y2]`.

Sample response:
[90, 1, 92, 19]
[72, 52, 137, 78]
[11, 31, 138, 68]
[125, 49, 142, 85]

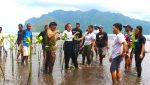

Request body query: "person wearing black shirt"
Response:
[96, 25, 108, 64]
[72, 23, 82, 69]
[134, 25, 146, 77]
[38, 25, 48, 59]
[16, 24, 24, 61]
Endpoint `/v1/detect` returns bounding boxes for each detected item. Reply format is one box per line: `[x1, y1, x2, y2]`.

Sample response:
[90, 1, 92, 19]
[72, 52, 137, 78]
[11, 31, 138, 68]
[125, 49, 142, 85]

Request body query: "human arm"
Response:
[140, 37, 146, 59]
[118, 35, 127, 57]
[91, 34, 96, 51]
[105, 33, 109, 48]
[47, 30, 60, 38]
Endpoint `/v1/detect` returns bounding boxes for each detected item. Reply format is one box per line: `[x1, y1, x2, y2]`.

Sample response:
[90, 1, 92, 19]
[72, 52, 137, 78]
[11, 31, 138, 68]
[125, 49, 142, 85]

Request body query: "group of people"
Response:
[0, 21, 146, 84]
[109, 23, 146, 83]
[37, 22, 146, 83]
[16, 23, 32, 64]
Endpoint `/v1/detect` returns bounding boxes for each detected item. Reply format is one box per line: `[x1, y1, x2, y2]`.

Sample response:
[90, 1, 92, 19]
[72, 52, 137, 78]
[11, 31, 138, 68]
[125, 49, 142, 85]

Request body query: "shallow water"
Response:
[0, 36, 150, 85]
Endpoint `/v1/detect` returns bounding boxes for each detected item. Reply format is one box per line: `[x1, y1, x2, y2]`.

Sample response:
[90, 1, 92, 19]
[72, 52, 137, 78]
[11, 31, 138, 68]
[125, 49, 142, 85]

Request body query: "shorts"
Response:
[110, 55, 122, 72]
[23, 46, 30, 56]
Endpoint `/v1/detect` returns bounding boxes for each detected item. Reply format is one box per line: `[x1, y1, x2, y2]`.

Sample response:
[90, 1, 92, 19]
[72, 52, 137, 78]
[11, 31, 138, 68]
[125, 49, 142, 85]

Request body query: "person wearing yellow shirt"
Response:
[0, 27, 7, 56]
[45, 22, 60, 73]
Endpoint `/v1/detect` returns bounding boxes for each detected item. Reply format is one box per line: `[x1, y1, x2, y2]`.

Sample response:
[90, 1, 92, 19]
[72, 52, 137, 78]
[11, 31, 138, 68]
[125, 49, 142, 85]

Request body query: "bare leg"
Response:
[111, 71, 117, 83]
[26, 56, 28, 65]
[117, 68, 121, 81]
[16, 51, 20, 60]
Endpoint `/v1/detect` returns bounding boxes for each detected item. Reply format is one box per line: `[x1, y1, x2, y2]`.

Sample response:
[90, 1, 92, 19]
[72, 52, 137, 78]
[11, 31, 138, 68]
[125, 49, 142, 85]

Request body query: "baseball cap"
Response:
[98, 25, 103, 29]
[123, 25, 132, 29]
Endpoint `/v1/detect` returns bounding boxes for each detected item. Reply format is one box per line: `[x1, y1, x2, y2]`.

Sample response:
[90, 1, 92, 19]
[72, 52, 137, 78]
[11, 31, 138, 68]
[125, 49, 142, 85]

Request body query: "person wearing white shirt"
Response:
[82, 25, 96, 66]
[63, 23, 78, 69]
[109, 23, 127, 83]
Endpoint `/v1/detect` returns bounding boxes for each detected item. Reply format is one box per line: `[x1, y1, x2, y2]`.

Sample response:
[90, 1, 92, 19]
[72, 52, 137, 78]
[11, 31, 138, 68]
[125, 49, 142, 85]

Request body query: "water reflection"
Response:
[0, 38, 150, 85]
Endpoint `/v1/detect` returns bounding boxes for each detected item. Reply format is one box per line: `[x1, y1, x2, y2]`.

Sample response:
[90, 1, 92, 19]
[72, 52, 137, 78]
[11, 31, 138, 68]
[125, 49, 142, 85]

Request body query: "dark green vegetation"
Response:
[25, 9, 150, 34]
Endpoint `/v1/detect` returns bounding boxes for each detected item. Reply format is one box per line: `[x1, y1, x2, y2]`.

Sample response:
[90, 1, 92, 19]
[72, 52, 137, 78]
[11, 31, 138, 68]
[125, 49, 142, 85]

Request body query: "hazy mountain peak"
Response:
[25, 10, 150, 34]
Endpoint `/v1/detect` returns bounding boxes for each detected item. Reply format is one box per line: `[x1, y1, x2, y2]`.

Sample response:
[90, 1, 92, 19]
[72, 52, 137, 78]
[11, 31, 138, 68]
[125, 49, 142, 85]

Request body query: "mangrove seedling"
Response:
[5, 34, 17, 76]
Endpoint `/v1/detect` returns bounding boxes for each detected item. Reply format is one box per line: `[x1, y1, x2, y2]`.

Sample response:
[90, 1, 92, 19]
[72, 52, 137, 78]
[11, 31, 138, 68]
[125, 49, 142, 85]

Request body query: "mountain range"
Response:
[25, 9, 150, 34]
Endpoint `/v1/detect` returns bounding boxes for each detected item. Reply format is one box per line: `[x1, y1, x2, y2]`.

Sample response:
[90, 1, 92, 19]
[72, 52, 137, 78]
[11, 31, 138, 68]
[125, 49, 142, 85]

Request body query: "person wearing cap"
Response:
[109, 23, 127, 83]
[45, 22, 60, 73]
[38, 25, 48, 60]
[96, 25, 108, 64]
[123, 25, 133, 70]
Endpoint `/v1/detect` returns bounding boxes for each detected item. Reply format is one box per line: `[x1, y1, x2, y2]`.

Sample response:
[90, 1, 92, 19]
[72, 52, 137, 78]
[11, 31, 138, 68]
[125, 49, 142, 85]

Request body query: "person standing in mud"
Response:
[96, 25, 108, 65]
[109, 23, 127, 83]
[22, 23, 32, 64]
[123, 25, 133, 70]
[16, 24, 24, 61]
[134, 26, 146, 77]
[63, 23, 79, 69]
[72, 23, 82, 68]
[45, 22, 60, 73]
[82, 25, 96, 66]
[38, 25, 48, 60]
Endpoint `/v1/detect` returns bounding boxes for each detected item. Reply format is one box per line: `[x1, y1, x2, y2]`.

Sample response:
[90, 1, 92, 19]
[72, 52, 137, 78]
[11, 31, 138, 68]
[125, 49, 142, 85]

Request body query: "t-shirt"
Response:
[111, 33, 125, 59]
[134, 36, 146, 54]
[46, 28, 57, 51]
[84, 32, 96, 46]
[0, 33, 4, 46]
[72, 28, 82, 38]
[22, 29, 32, 47]
[17, 30, 24, 45]
[72, 28, 82, 44]
[96, 32, 108, 48]
[38, 30, 47, 46]
[62, 30, 73, 41]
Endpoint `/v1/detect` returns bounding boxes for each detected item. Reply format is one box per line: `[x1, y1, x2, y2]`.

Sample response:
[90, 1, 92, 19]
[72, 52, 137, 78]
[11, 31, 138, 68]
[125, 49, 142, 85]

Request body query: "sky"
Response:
[0, 0, 150, 33]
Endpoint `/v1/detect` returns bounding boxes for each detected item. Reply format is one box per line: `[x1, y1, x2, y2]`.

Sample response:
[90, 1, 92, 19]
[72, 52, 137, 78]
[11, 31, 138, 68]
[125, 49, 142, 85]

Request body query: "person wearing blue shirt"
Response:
[22, 23, 32, 64]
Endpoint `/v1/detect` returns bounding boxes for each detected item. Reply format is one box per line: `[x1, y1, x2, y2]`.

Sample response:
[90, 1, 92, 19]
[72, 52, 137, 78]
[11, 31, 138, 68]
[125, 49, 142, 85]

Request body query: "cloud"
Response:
[0, 0, 150, 33]
[16, 0, 150, 21]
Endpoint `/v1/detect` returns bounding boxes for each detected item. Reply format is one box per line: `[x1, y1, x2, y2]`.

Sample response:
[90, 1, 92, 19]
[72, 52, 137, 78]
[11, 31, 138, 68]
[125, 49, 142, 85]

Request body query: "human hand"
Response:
[55, 30, 60, 34]
[57, 37, 60, 40]
[139, 54, 143, 59]
[109, 57, 112, 63]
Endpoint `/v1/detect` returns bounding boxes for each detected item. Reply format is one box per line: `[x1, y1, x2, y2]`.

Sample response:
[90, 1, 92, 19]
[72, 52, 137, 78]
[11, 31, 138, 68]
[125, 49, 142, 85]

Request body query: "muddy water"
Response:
[0, 36, 150, 85]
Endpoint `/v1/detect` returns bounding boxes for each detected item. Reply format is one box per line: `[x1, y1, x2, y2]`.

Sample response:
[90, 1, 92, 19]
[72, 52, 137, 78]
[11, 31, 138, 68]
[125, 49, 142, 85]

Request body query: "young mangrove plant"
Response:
[36, 36, 43, 80]
[5, 34, 16, 76]
[25, 37, 33, 85]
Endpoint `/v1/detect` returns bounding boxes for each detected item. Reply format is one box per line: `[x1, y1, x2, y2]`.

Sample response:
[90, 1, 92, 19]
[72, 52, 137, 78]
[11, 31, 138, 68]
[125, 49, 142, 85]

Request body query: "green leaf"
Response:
[131, 32, 135, 48]
[61, 33, 67, 40]
[36, 36, 43, 44]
